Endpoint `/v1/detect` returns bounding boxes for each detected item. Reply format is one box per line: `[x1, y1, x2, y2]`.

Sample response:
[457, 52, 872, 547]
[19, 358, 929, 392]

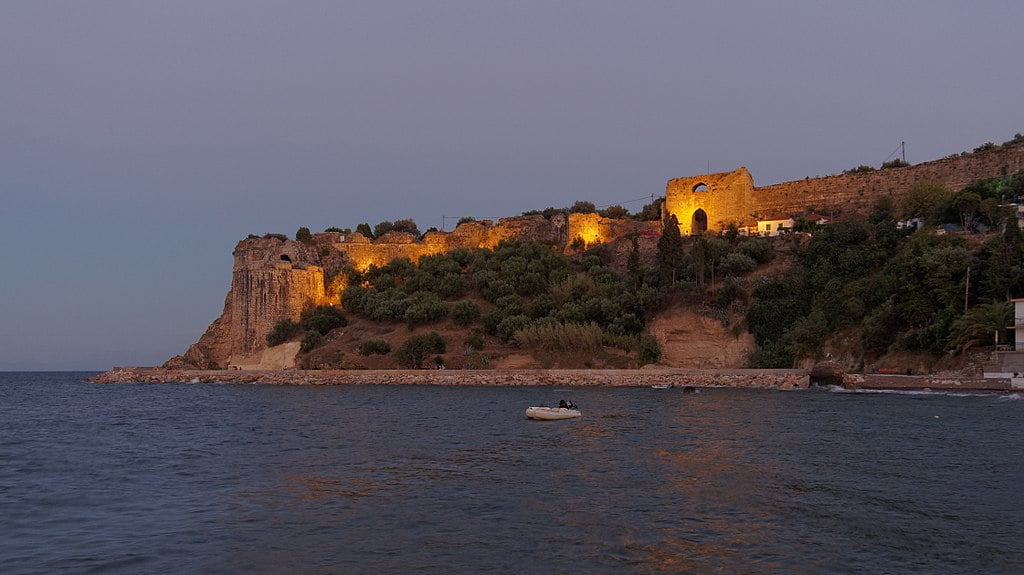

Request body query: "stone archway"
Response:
[691, 209, 708, 234]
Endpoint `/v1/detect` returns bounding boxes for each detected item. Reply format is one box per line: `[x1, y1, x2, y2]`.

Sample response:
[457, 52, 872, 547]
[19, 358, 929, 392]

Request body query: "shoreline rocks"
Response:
[88, 366, 1021, 392]
[89, 367, 810, 389]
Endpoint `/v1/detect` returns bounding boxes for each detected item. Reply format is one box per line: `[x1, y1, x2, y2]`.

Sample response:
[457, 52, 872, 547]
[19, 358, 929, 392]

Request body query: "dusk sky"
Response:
[2, 1, 1022, 370]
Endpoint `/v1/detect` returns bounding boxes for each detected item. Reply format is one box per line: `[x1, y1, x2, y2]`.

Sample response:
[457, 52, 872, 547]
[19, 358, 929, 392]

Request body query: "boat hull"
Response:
[526, 407, 581, 420]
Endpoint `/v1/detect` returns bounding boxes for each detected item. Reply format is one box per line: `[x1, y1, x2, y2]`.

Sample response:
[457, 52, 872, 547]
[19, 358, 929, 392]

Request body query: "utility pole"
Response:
[901, 141, 906, 163]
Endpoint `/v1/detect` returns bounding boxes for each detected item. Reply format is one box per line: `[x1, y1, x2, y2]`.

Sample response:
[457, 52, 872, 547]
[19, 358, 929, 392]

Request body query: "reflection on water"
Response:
[1, 375, 1023, 574]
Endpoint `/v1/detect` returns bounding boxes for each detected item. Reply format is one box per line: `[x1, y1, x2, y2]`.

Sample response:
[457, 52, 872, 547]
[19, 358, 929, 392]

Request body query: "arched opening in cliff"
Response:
[691, 209, 708, 234]
[693, 183, 709, 193]
[280, 255, 292, 263]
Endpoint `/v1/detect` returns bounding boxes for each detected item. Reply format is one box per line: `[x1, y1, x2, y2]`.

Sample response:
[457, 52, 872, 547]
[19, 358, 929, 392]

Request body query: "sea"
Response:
[1, 372, 1022, 574]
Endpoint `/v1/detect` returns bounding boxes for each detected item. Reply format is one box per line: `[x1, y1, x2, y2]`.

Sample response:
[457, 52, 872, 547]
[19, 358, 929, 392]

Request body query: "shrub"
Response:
[359, 339, 392, 356]
[266, 319, 299, 347]
[736, 238, 774, 264]
[638, 335, 662, 365]
[493, 294, 524, 315]
[881, 158, 910, 169]
[451, 300, 481, 325]
[480, 279, 515, 303]
[433, 274, 467, 299]
[718, 252, 757, 276]
[397, 332, 446, 369]
[570, 200, 596, 213]
[300, 305, 348, 335]
[402, 291, 447, 328]
[464, 332, 485, 351]
[844, 165, 875, 174]
[513, 321, 604, 352]
[300, 330, 322, 353]
[497, 314, 532, 342]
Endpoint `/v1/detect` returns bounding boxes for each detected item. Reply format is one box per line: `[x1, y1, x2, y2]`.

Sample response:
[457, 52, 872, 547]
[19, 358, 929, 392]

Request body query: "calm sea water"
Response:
[1, 372, 1022, 574]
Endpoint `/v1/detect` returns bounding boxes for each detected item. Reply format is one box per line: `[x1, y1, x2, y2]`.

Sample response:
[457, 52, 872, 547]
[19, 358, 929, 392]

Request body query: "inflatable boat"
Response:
[525, 406, 582, 420]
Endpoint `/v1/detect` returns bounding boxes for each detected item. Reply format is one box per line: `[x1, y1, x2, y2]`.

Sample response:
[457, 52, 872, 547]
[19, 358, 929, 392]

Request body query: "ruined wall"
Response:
[664, 141, 1024, 232]
[665, 168, 756, 235]
[566, 213, 661, 247]
[334, 215, 567, 270]
[752, 142, 1024, 217]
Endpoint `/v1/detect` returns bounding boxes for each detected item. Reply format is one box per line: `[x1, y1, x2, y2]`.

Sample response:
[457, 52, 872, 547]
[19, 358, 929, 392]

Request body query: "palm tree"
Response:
[949, 301, 1011, 352]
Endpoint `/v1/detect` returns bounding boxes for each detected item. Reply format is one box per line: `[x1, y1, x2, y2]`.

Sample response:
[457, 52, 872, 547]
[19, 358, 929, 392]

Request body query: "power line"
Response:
[880, 141, 907, 165]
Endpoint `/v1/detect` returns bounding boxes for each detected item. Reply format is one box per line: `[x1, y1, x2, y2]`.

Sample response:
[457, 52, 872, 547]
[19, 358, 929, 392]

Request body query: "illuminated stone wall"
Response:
[333, 215, 566, 270]
[665, 168, 756, 235]
[566, 213, 661, 248]
[664, 141, 1024, 233]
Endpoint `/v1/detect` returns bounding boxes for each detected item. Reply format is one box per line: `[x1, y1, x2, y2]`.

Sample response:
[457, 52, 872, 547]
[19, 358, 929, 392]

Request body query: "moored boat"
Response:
[525, 406, 581, 420]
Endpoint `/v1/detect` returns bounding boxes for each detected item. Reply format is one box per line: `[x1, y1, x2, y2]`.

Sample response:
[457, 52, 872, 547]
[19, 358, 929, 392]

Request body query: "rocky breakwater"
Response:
[90, 367, 809, 388]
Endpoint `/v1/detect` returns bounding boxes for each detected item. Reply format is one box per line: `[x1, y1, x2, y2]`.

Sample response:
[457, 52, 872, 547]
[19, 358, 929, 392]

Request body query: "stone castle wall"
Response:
[665, 140, 1024, 234]
[566, 213, 662, 247]
[332, 215, 567, 270]
[753, 142, 1024, 218]
[665, 168, 756, 235]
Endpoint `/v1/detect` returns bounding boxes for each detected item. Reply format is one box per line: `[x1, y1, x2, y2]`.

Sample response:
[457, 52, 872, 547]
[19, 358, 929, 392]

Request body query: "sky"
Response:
[2, 1, 1022, 370]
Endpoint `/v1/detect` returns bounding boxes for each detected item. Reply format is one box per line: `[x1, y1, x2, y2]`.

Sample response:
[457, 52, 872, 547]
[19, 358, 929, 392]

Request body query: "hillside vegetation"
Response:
[269, 168, 1024, 372]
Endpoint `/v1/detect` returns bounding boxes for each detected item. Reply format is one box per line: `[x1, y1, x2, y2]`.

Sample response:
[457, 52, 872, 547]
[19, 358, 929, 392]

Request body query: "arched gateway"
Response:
[663, 168, 756, 235]
[691, 209, 708, 234]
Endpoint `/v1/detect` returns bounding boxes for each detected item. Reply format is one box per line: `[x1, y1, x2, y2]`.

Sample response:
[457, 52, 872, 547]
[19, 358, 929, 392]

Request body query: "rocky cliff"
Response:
[164, 236, 329, 369]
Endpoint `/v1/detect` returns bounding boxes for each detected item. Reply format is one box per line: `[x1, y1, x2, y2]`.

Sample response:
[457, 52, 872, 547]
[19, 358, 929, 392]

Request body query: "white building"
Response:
[756, 217, 794, 237]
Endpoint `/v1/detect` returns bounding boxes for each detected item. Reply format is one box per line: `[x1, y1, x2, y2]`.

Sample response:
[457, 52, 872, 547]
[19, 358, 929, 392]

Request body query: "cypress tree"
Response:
[657, 214, 684, 286]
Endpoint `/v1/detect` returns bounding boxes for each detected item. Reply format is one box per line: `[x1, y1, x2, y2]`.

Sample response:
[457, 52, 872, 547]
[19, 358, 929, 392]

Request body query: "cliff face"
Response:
[164, 236, 329, 369]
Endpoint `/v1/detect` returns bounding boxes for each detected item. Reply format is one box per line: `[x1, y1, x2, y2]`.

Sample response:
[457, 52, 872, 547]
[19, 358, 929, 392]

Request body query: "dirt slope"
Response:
[647, 306, 755, 368]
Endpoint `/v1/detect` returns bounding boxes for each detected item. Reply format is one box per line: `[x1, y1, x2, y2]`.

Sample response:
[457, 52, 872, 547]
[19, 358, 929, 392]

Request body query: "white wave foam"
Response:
[828, 387, 987, 398]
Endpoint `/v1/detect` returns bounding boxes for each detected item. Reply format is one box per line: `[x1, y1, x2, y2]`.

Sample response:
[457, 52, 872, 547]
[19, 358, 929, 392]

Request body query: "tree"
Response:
[949, 301, 1011, 352]
[570, 201, 596, 214]
[902, 181, 950, 222]
[373, 220, 395, 238]
[396, 332, 446, 368]
[392, 218, 422, 238]
[635, 197, 663, 221]
[300, 330, 323, 353]
[356, 222, 373, 239]
[300, 305, 348, 335]
[600, 205, 630, 219]
[952, 192, 981, 231]
[657, 214, 684, 286]
[296, 227, 313, 244]
[627, 235, 641, 291]
[266, 319, 299, 347]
